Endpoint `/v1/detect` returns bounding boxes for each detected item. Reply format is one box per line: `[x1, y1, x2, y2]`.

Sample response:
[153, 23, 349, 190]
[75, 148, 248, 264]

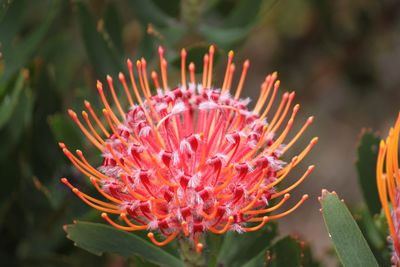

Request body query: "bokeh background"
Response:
[1, 0, 400, 266]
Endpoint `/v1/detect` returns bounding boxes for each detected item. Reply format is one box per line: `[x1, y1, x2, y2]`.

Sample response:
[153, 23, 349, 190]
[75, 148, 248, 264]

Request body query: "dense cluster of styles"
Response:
[60, 46, 316, 252]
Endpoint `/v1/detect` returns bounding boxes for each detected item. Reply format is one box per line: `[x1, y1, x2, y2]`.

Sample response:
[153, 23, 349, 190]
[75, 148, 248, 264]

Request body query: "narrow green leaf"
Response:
[0, 71, 25, 129]
[356, 129, 381, 215]
[198, 25, 253, 49]
[222, 0, 263, 28]
[320, 190, 379, 267]
[355, 208, 391, 266]
[0, 0, 60, 81]
[129, 0, 173, 27]
[77, 2, 124, 79]
[48, 113, 83, 150]
[103, 2, 124, 53]
[217, 222, 277, 267]
[247, 236, 299, 267]
[65, 221, 184, 267]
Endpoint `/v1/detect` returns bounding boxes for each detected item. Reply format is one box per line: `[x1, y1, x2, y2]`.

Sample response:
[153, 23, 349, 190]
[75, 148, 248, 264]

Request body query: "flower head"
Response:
[377, 113, 400, 265]
[60, 46, 316, 252]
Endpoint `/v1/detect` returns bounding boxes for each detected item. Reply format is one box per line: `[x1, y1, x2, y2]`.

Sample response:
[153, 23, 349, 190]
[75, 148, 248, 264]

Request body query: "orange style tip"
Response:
[147, 232, 154, 238]
[284, 193, 291, 199]
[81, 110, 88, 117]
[311, 137, 319, 145]
[243, 59, 250, 68]
[120, 212, 126, 218]
[136, 60, 141, 67]
[181, 48, 187, 57]
[151, 71, 157, 78]
[58, 142, 66, 148]
[293, 104, 300, 111]
[106, 75, 112, 82]
[274, 80, 280, 87]
[72, 188, 79, 193]
[230, 64, 236, 71]
[189, 62, 195, 69]
[158, 46, 164, 54]
[289, 91, 296, 98]
[127, 59, 133, 68]
[89, 177, 96, 183]
[76, 149, 83, 156]
[302, 194, 309, 200]
[287, 118, 294, 127]
[84, 100, 91, 107]
[101, 213, 108, 218]
[196, 243, 204, 253]
[118, 72, 124, 79]
[209, 44, 215, 53]
[162, 59, 168, 66]
[102, 109, 108, 115]
[307, 116, 314, 123]
[60, 178, 68, 184]
[67, 109, 77, 118]
[228, 50, 234, 58]
[203, 54, 209, 61]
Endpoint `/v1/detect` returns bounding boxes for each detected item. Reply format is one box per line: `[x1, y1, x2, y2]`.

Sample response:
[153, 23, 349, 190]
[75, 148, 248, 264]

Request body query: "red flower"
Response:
[60, 46, 316, 252]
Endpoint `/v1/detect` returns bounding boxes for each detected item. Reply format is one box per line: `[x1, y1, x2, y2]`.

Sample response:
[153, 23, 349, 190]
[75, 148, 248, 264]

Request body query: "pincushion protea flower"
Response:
[377, 113, 400, 266]
[59, 45, 317, 252]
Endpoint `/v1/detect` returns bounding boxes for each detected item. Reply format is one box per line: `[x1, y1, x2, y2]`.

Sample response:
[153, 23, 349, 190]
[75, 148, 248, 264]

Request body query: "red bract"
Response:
[60, 46, 316, 252]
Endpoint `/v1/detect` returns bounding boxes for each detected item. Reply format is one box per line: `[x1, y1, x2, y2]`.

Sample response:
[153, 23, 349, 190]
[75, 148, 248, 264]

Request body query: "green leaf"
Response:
[198, 25, 253, 49]
[129, 0, 173, 27]
[355, 208, 391, 266]
[356, 129, 381, 215]
[246, 236, 298, 267]
[48, 113, 83, 150]
[65, 221, 184, 267]
[76, 2, 125, 79]
[103, 2, 124, 53]
[222, 0, 264, 28]
[320, 190, 379, 267]
[0, 71, 26, 129]
[217, 222, 277, 267]
[0, 0, 60, 81]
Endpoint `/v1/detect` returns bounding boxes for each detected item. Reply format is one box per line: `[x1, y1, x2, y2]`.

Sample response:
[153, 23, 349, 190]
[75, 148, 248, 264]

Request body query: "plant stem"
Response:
[178, 237, 207, 267]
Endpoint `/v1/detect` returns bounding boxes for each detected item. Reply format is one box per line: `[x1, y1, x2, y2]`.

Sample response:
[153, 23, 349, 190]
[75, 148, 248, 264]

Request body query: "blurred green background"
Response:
[1, 0, 400, 266]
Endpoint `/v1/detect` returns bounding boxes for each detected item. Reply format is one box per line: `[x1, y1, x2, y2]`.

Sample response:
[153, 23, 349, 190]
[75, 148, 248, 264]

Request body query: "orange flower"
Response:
[60, 46, 316, 252]
[376, 113, 400, 265]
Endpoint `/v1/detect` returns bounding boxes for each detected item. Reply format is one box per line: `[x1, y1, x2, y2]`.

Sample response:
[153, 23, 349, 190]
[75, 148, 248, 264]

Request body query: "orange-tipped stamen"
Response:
[242, 216, 269, 231]
[147, 232, 178, 246]
[271, 166, 314, 198]
[102, 213, 144, 231]
[234, 60, 250, 100]
[84, 100, 110, 137]
[245, 194, 291, 215]
[209, 216, 234, 234]
[118, 72, 134, 107]
[189, 62, 196, 84]
[106, 75, 125, 119]
[181, 48, 187, 89]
